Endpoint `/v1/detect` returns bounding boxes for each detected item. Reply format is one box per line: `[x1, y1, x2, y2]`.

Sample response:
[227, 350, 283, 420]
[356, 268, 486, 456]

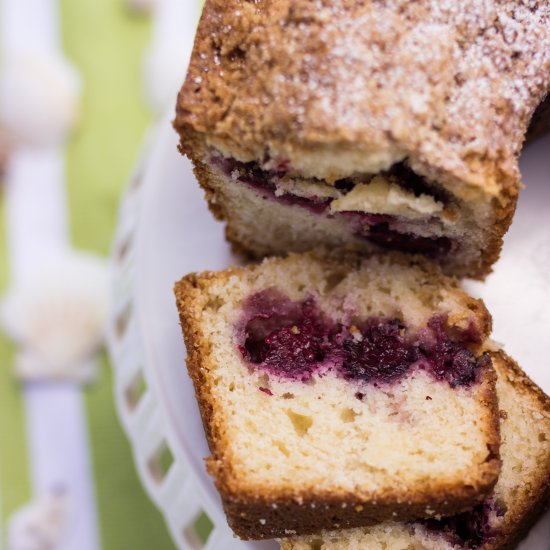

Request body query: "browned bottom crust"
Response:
[219, 483, 499, 541]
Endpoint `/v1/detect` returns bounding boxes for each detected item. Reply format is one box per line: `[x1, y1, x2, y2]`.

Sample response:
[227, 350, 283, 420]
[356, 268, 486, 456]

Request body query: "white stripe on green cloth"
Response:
[1, 0, 207, 547]
[0, 0, 177, 548]
[1, 0, 100, 547]
[60, 0, 176, 548]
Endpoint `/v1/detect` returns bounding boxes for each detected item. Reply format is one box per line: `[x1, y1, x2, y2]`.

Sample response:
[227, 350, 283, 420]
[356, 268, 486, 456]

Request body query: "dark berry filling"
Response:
[333, 178, 356, 192]
[245, 319, 328, 380]
[340, 319, 418, 383]
[211, 155, 330, 215]
[336, 211, 453, 257]
[364, 223, 453, 258]
[419, 498, 506, 548]
[419, 317, 489, 388]
[239, 289, 335, 381]
[238, 290, 486, 388]
[387, 162, 452, 205]
[211, 155, 455, 258]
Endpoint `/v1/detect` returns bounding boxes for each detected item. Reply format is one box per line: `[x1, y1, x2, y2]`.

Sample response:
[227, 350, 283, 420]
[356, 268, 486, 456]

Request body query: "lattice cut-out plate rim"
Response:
[106, 118, 279, 550]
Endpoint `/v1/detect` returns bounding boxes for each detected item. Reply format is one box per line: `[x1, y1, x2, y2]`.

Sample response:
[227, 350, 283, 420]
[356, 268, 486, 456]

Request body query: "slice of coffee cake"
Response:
[174, 251, 500, 539]
[282, 351, 550, 550]
[175, 0, 549, 278]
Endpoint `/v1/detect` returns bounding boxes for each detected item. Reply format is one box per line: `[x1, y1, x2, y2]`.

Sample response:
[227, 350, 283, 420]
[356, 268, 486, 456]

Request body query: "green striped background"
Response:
[0, 1, 177, 548]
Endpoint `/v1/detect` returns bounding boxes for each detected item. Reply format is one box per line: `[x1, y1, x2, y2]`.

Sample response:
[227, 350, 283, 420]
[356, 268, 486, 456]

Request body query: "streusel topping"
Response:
[176, 0, 549, 190]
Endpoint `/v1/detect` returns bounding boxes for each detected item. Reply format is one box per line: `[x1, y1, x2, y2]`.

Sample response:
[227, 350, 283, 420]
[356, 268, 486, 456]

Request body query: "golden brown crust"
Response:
[173, 0, 543, 280]
[487, 351, 550, 550]
[477, 186, 518, 280]
[219, 485, 491, 541]
[174, 252, 501, 539]
[174, 271, 237, 478]
[175, 0, 548, 194]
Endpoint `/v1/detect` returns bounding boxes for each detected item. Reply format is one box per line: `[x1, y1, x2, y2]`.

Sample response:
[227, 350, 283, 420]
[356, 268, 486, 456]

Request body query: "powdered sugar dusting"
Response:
[177, 0, 549, 188]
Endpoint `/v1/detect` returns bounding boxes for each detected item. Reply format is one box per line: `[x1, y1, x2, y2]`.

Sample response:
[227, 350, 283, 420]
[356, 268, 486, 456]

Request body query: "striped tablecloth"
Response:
[0, 1, 180, 548]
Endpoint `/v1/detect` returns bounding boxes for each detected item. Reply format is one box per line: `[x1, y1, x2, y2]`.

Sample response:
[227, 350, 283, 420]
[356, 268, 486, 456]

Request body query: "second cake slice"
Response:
[174, 251, 501, 539]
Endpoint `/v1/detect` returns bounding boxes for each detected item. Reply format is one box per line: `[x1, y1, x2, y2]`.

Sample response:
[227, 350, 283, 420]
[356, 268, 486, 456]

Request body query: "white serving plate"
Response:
[107, 115, 550, 549]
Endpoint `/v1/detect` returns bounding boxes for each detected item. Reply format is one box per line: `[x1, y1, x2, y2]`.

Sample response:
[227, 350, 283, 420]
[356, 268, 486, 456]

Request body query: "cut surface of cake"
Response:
[174, 0, 549, 278]
[174, 251, 501, 539]
[281, 351, 550, 550]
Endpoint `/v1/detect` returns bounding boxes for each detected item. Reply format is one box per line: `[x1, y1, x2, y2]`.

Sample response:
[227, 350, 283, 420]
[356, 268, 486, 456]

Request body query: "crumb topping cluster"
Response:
[177, 0, 549, 189]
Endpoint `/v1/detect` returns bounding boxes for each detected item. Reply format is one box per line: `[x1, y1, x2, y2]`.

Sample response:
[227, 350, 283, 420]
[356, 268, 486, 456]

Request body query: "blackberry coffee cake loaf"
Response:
[175, 0, 550, 278]
[174, 251, 501, 539]
[282, 351, 550, 550]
